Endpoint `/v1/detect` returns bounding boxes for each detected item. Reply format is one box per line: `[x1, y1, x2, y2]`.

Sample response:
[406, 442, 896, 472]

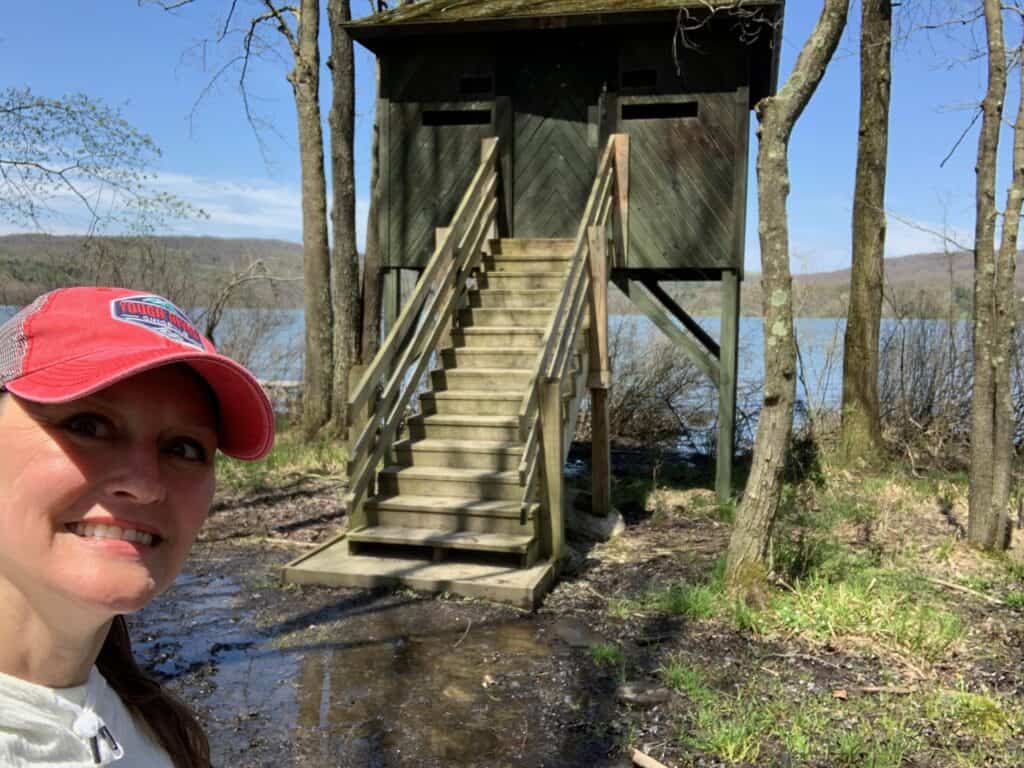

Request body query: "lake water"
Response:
[0, 303, 931, 410]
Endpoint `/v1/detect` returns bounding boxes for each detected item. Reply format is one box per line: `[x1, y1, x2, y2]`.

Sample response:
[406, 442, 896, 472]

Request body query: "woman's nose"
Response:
[102, 449, 166, 504]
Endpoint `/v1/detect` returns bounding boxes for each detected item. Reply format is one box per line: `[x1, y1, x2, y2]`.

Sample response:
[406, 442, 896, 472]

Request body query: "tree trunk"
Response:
[725, 0, 850, 594]
[361, 59, 383, 363]
[326, 0, 361, 438]
[969, 3, 1022, 551]
[840, 0, 891, 464]
[289, 0, 334, 438]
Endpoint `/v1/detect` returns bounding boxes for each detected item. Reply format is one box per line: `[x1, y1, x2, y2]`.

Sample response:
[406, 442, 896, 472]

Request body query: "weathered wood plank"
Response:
[640, 278, 720, 359]
[613, 276, 720, 386]
[716, 269, 740, 502]
[538, 378, 565, 560]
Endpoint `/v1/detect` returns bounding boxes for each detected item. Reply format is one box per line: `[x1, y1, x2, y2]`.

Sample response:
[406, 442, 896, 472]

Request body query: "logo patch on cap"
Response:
[111, 295, 204, 350]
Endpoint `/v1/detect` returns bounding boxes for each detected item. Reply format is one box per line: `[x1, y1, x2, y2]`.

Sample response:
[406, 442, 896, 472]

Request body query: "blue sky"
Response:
[0, 1, 1010, 273]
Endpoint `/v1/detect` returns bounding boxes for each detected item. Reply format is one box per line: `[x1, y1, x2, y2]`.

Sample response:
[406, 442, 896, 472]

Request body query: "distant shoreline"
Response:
[1, 233, 1013, 318]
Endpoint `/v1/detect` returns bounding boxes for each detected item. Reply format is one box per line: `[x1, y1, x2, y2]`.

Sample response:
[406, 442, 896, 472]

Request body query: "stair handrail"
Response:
[345, 138, 500, 521]
[515, 134, 625, 544]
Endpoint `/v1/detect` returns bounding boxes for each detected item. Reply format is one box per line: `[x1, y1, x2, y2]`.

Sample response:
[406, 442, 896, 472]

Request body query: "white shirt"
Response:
[0, 667, 174, 767]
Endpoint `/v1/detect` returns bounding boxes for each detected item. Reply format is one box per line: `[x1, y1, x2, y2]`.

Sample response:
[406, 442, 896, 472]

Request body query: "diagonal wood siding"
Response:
[383, 52, 496, 268]
[386, 102, 493, 268]
[511, 60, 601, 238]
[620, 92, 740, 270]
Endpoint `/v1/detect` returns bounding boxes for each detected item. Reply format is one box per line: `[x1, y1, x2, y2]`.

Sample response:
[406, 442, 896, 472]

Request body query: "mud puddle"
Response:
[130, 553, 621, 768]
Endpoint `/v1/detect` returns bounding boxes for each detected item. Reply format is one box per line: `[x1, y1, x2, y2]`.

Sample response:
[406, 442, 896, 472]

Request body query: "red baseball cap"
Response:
[0, 287, 275, 460]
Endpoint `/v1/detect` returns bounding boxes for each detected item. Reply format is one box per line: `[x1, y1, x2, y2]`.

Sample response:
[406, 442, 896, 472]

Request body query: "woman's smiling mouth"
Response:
[66, 522, 161, 547]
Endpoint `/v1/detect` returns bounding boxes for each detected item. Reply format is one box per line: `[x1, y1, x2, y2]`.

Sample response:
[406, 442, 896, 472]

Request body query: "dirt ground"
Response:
[130, 468, 1024, 768]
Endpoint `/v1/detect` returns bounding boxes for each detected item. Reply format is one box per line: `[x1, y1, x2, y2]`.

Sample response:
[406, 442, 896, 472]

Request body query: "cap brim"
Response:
[5, 347, 275, 460]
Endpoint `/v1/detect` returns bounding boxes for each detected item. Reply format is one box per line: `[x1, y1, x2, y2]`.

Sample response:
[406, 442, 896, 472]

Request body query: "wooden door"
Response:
[510, 56, 603, 238]
[618, 91, 743, 270]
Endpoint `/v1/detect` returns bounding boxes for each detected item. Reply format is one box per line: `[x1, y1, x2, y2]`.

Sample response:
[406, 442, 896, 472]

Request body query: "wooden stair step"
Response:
[415, 414, 518, 426]
[349, 526, 534, 554]
[469, 289, 561, 308]
[453, 327, 546, 337]
[365, 494, 535, 519]
[364, 493, 537, 535]
[477, 272, 567, 290]
[395, 438, 522, 454]
[459, 307, 552, 327]
[420, 389, 525, 416]
[395, 437, 522, 470]
[407, 412, 521, 441]
[442, 347, 539, 369]
[489, 238, 574, 257]
[481, 258, 570, 275]
[432, 367, 533, 392]
[378, 464, 523, 501]
[426, 389, 523, 401]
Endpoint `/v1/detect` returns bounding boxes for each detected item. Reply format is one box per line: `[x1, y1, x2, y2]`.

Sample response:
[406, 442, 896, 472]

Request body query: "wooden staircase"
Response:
[283, 135, 626, 608]
[348, 238, 583, 570]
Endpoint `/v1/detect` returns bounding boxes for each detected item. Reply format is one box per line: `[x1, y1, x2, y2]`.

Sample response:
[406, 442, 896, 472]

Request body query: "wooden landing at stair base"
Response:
[281, 533, 557, 610]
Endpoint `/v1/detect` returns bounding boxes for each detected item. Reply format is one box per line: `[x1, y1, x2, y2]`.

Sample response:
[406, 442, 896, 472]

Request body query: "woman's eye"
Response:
[62, 413, 113, 439]
[167, 438, 209, 463]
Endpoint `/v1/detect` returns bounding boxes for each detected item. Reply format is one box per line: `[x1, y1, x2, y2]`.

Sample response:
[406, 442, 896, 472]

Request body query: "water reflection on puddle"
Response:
[133, 572, 598, 767]
[292, 619, 553, 765]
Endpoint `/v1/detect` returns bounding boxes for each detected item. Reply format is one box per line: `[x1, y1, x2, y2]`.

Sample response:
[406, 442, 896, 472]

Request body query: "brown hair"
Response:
[96, 616, 211, 768]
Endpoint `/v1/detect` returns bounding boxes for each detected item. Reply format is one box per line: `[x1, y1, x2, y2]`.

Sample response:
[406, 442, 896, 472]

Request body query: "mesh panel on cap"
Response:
[0, 293, 51, 388]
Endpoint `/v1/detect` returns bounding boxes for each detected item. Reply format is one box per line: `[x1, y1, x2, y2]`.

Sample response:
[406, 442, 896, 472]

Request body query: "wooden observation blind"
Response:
[345, 0, 783, 499]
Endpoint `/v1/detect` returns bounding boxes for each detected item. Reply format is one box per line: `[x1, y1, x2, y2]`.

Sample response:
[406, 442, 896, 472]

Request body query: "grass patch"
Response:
[1004, 591, 1024, 610]
[666, 667, 1013, 767]
[761, 569, 962, 662]
[687, 700, 766, 764]
[943, 688, 1013, 741]
[217, 421, 347, 494]
[658, 657, 712, 703]
[604, 579, 724, 622]
[652, 582, 718, 619]
[590, 642, 624, 670]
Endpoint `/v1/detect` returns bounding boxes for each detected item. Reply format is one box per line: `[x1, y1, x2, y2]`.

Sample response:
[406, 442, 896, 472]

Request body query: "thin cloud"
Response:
[1, 169, 370, 249]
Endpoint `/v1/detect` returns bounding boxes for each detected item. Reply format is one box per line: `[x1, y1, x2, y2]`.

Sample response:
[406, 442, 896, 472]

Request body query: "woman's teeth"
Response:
[68, 522, 155, 546]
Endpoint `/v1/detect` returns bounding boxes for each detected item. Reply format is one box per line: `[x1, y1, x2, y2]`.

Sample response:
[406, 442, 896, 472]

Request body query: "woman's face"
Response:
[0, 365, 218, 621]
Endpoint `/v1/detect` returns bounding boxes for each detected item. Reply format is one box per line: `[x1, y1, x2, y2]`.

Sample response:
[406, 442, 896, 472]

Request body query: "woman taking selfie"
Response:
[0, 286, 275, 767]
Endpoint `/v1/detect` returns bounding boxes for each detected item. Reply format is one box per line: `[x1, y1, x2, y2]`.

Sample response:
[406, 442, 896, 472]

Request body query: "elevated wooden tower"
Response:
[284, 0, 784, 607]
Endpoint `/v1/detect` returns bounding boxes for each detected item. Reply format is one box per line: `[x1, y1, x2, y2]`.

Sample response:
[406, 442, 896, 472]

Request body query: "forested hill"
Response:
[1, 233, 1016, 317]
[611, 250, 1024, 317]
[0, 233, 303, 271]
[0, 234, 304, 307]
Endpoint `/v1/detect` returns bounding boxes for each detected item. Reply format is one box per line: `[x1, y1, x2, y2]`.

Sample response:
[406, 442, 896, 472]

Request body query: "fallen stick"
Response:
[926, 577, 1005, 606]
[854, 685, 918, 695]
[453, 619, 472, 648]
[631, 748, 672, 768]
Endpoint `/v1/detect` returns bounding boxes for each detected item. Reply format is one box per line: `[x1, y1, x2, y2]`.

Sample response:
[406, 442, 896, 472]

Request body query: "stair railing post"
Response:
[434, 226, 454, 352]
[345, 361, 375, 531]
[538, 376, 565, 561]
[586, 224, 612, 520]
[481, 136, 500, 242]
[611, 133, 629, 269]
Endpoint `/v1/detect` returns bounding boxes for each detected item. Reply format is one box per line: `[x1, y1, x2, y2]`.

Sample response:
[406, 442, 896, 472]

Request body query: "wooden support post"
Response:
[435, 226, 454, 351]
[613, 277, 720, 386]
[379, 268, 402, 469]
[494, 97, 514, 237]
[346, 363, 370, 531]
[641, 277, 720, 359]
[716, 270, 740, 503]
[612, 134, 629, 269]
[538, 378, 566, 561]
[587, 225, 612, 519]
[590, 388, 611, 519]
[381, 268, 401, 342]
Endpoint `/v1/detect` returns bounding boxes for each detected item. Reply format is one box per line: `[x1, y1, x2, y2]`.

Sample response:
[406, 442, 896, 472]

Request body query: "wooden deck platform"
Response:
[281, 534, 556, 609]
